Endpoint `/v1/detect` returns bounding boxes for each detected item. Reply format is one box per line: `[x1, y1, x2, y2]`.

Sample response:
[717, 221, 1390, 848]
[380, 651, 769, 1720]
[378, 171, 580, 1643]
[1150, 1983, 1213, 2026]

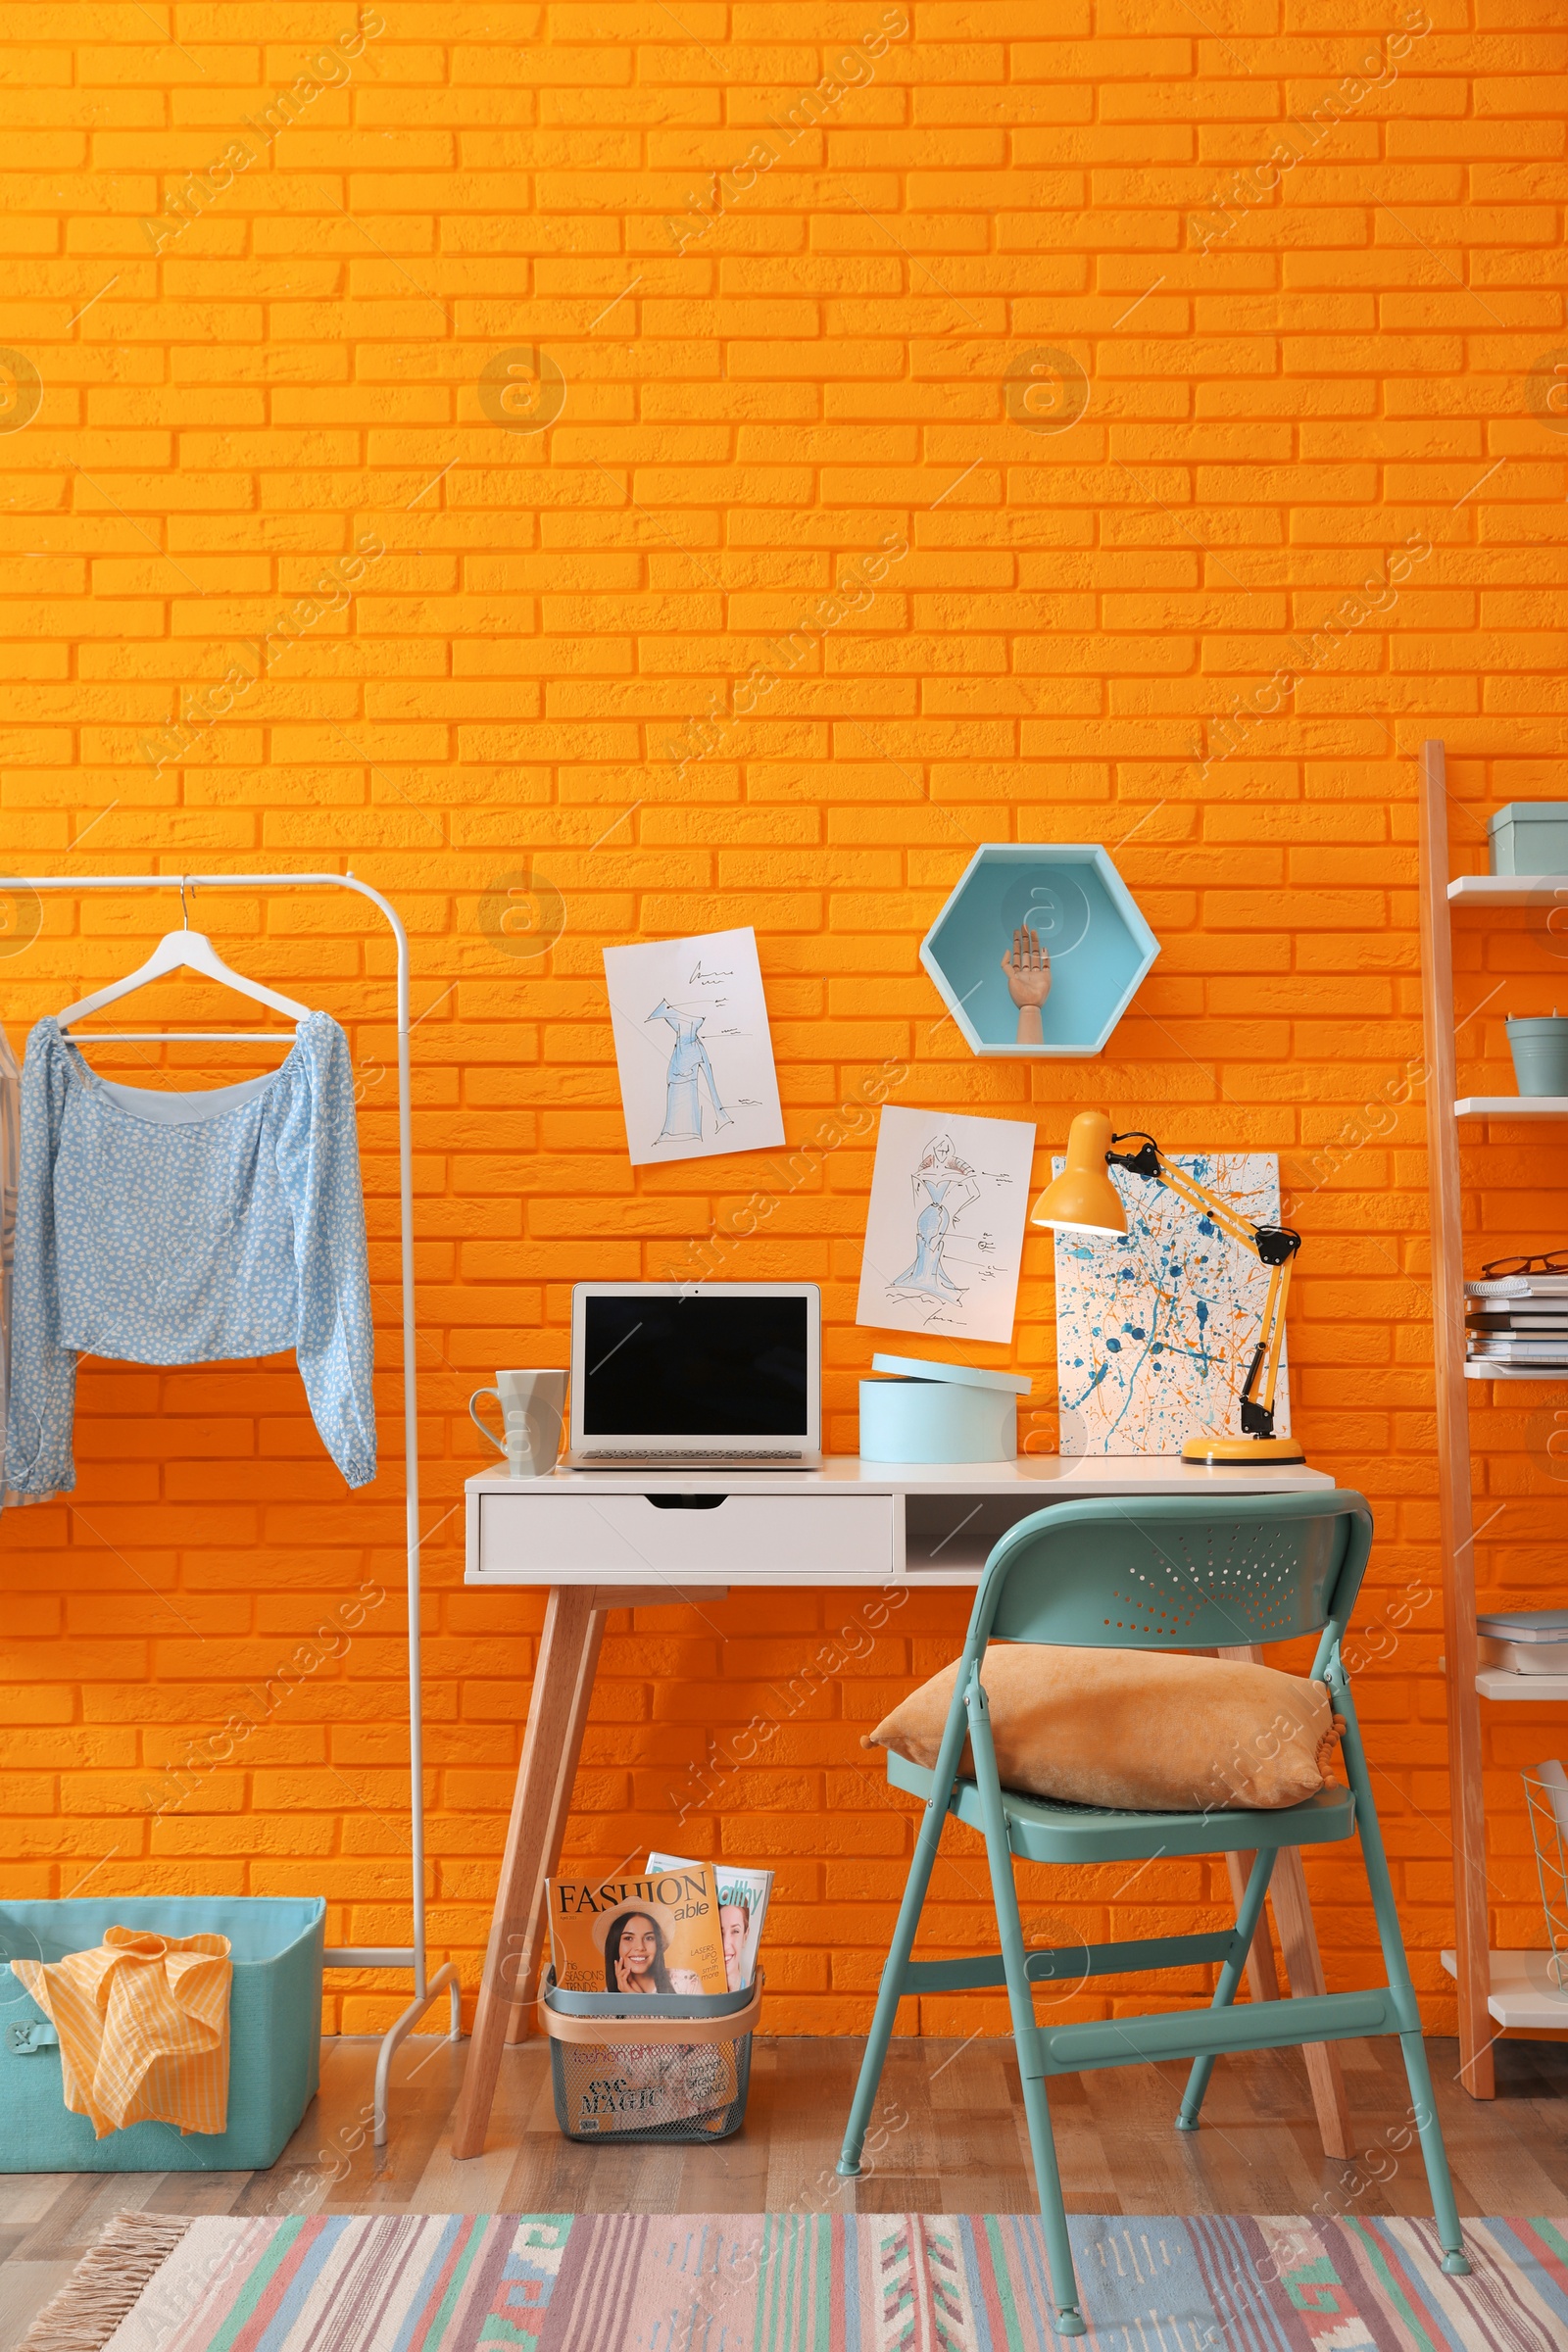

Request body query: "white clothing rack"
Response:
[0, 871, 460, 2144]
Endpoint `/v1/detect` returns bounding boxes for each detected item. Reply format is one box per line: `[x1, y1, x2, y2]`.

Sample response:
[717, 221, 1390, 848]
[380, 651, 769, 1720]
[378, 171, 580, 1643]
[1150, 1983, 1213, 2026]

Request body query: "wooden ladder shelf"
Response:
[1417, 739, 1568, 2097]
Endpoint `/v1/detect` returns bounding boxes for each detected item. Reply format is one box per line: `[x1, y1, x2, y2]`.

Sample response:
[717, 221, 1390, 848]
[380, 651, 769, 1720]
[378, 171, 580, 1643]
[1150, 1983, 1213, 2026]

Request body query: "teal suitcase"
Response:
[0, 1895, 323, 2172]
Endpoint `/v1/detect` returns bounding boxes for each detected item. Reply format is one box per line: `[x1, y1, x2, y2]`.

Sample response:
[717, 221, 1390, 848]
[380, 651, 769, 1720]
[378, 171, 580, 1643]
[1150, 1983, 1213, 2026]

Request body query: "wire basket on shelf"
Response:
[1521, 1764, 1568, 1989]
[539, 1968, 762, 2144]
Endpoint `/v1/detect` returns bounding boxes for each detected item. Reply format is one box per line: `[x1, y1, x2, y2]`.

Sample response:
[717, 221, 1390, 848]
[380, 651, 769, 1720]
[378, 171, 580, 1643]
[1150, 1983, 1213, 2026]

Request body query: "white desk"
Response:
[450, 1452, 1349, 2162]
[464, 1453, 1335, 1590]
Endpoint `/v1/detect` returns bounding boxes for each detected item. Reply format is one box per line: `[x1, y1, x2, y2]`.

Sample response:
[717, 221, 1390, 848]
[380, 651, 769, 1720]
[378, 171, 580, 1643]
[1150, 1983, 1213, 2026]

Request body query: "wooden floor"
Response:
[2, 2033, 1566, 2346]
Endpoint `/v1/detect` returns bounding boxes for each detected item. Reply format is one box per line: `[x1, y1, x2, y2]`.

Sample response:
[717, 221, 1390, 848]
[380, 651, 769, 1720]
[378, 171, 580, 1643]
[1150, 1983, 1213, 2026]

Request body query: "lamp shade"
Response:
[1029, 1108, 1127, 1234]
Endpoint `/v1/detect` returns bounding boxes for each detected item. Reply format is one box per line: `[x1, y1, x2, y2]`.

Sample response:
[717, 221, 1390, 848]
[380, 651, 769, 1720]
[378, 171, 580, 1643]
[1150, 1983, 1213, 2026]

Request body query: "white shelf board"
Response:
[1441, 1947, 1568, 2032]
[1448, 874, 1568, 906]
[1476, 1668, 1568, 1700]
[1455, 1097, 1568, 1117]
[1464, 1361, 1568, 1380]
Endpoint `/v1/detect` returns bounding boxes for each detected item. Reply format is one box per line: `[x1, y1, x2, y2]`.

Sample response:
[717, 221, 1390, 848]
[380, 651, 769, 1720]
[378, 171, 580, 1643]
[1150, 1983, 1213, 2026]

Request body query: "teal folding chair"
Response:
[837, 1492, 1468, 2336]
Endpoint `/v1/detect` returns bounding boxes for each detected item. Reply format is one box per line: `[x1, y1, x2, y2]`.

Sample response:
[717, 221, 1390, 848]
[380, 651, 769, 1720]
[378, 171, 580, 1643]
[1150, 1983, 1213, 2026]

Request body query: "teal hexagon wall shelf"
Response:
[919, 843, 1158, 1057]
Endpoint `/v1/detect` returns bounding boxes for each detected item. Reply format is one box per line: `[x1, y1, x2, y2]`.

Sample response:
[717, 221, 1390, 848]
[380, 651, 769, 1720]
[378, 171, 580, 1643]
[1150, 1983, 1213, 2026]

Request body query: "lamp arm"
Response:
[1236, 1260, 1280, 1436]
[1255, 1250, 1294, 1416]
[1107, 1136, 1263, 1254]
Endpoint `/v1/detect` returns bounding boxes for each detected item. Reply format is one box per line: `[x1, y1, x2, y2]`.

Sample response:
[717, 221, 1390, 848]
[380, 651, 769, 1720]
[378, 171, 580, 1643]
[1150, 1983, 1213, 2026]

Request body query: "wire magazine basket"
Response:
[1522, 1766, 1568, 1993]
[540, 1969, 762, 2144]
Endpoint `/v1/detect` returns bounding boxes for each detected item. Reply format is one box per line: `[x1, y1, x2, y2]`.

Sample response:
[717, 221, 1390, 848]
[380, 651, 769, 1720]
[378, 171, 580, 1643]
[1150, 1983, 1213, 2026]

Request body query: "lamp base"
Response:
[1182, 1434, 1307, 1468]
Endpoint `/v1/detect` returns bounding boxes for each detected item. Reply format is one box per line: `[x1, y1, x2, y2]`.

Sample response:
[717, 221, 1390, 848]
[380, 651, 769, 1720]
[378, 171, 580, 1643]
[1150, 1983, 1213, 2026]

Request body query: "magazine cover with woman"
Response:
[647, 1851, 772, 1990]
[546, 1863, 728, 1995]
[546, 1863, 735, 2133]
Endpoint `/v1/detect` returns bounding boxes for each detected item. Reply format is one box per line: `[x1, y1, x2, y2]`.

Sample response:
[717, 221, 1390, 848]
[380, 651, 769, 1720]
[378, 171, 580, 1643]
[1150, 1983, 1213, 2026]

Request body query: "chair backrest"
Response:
[971, 1491, 1371, 1656]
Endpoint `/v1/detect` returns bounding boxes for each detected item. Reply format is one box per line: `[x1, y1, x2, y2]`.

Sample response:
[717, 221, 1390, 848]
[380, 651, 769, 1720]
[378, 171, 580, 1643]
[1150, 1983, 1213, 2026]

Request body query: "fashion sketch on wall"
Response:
[856, 1104, 1036, 1346]
[1054, 1149, 1292, 1454]
[603, 927, 786, 1168]
[894, 1133, 978, 1298]
[648, 1000, 729, 1145]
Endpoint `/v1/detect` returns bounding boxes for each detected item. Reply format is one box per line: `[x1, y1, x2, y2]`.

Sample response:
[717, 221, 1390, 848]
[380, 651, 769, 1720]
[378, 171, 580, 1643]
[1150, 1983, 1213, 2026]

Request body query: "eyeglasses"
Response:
[1481, 1249, 1568, 1278]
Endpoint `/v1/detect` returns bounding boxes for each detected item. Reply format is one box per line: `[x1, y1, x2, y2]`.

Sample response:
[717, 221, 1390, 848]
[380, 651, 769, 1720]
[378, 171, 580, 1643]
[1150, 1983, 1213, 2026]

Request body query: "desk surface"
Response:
[466, 1453, 1335, 1498]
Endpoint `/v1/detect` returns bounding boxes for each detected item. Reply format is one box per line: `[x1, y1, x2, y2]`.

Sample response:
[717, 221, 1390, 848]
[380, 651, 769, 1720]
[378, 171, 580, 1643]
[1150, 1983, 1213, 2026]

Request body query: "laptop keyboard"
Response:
[578, 1448, 806, 1461]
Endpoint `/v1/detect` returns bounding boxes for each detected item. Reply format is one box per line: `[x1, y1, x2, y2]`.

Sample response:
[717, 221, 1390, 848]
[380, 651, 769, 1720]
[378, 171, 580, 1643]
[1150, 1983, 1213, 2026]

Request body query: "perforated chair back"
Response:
[973, 1490, 1371, 1657]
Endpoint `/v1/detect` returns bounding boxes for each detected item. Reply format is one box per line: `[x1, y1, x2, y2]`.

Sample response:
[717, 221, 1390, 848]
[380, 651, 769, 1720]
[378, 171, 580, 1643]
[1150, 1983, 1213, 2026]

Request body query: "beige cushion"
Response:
[863, 1645, 1340, 1814]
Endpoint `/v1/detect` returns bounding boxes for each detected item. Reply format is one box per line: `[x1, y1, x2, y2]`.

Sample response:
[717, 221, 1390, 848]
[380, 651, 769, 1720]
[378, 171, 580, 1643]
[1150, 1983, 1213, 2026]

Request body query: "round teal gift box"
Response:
[858, 1353, 1031, 1465]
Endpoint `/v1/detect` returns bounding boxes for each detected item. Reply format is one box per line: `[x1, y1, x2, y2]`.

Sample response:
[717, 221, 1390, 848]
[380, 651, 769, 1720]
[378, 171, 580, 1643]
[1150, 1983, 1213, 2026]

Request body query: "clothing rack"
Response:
[0, 871, 460, 2144]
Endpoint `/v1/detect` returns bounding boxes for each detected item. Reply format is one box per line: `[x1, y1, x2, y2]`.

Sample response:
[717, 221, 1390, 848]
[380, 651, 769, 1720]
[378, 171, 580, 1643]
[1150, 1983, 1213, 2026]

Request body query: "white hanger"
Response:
[56, 879, 313, 1042]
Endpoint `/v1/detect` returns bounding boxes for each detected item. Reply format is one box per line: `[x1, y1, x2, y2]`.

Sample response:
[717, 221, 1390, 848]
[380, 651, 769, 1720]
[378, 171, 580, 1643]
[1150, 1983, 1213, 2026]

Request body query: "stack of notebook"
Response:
[1477, 1607, 1568, 1675]
[1464, 1273, 1568, 1370]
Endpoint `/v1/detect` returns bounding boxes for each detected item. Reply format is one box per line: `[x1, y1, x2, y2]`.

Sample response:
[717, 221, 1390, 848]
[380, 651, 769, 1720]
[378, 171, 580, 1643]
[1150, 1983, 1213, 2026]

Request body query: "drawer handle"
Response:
[645, 1494, 726, 1510]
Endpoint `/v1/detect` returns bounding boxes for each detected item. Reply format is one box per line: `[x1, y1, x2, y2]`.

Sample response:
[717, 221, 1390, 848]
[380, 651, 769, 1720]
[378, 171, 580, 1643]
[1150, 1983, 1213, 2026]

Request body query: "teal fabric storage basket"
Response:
[0, 1895, 323, 2173]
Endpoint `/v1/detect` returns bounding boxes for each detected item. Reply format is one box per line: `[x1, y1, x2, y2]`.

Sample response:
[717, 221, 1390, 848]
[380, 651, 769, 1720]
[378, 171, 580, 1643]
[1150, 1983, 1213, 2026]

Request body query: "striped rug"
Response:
[23, 2208, 1568, 2351]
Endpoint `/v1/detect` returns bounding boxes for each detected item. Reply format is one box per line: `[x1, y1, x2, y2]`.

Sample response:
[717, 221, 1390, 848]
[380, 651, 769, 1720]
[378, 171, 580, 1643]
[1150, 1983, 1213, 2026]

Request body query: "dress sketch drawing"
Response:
[604, 929, 784, 1168]
[891, 1135, 978, 1298]
[649, 999, 732, 1145]
[857, 1104, 1035, 1344]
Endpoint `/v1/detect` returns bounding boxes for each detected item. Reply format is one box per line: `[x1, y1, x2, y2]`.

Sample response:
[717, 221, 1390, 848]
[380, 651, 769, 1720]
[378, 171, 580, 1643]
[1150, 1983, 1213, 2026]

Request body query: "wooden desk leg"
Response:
[1218, 1644, 1352, 2163]
[1225, 1850, 1281, 2003]
[503, 1601, 607, 2044]
[1270, 1845, 1353, 2161]
[492, 1584, 721, 2043]
[451, 1587, 600, 2160]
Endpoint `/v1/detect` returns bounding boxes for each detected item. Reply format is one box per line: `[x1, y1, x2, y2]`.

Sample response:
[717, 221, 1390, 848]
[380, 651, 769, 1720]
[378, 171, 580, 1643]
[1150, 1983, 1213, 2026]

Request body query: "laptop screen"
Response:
[580, 1294, 811, 1439]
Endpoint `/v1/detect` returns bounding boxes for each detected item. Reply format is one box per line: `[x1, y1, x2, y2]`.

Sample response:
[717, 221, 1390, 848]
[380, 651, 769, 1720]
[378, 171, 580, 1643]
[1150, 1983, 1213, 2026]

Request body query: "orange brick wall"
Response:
[1, 2, 1565, 2041]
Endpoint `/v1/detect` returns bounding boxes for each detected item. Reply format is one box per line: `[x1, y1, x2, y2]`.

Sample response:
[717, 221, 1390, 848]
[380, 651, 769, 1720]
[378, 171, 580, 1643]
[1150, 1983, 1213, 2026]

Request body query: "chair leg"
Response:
[966, 1667, 1086, 2337]
[1397, 2030, 1471, 2275]
[1014, 2069, 1085, 2338]
[1225, 1849, 1281, 2003]
[841, 1642, 990, 2181]
[1177, 1845, 1277, 2134]
[1333, 1669, 1470, 2276]
[1218, 1643, 1352, 2158]
[837, 1769, 947, 2177]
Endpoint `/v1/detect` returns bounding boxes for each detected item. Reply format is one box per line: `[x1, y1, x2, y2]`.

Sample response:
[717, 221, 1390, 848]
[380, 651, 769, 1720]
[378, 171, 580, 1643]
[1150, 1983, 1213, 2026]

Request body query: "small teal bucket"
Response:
[0, 1896, 323, 2172]
[1506, 1016, 1568, 1098]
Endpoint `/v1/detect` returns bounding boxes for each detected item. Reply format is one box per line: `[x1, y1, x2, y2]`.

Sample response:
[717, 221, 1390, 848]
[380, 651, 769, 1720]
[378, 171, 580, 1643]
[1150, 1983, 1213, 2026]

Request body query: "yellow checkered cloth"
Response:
[11, 1926, 232, 2138]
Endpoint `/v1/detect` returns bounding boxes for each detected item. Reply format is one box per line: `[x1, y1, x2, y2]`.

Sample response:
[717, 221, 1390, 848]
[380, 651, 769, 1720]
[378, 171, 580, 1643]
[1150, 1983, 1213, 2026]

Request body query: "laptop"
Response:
[568, 1282, 821, 1467]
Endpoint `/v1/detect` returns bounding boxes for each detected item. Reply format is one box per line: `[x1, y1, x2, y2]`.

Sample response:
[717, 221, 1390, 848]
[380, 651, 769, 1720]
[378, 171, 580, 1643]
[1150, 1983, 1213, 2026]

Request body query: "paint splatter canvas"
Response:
[1053, 1151, 1292, 1455]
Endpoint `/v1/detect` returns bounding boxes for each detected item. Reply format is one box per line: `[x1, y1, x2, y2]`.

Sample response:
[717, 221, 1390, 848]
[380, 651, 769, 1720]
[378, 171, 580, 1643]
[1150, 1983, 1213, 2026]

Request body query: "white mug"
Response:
[468, 1369, 567, 1479]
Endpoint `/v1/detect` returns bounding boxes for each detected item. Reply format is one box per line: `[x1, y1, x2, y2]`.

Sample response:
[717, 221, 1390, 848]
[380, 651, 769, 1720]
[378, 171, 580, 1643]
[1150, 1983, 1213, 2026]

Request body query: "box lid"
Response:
[870, 1351, 1032, 1395]
[1488, 805, 1568, 834]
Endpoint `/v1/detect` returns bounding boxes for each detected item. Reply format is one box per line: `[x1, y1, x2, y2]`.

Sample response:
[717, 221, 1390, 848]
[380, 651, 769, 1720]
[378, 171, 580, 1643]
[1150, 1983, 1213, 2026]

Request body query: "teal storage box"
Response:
[1488, 804, 1568, 876]
[0, 1895, 323, 2172]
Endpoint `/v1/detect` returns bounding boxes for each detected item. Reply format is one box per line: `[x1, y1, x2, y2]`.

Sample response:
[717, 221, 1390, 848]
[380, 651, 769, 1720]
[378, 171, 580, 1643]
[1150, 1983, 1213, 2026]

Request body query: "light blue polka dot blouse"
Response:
[4, 1012, 376, 1495]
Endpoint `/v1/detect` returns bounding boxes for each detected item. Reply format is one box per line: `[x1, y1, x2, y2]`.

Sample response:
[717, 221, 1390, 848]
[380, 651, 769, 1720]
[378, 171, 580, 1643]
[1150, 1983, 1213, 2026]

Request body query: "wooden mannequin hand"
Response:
[1002, 926, 1052, 1046]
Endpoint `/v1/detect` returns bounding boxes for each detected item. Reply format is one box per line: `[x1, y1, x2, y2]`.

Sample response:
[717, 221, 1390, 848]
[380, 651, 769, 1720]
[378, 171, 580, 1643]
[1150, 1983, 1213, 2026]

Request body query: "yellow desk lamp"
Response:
[1031, 1109, 1305, 1467]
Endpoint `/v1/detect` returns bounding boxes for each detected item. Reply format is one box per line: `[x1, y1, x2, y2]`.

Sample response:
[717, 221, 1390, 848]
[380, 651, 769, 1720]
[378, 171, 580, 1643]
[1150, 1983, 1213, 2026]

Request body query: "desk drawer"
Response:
[474, 1490, 896, 1584]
